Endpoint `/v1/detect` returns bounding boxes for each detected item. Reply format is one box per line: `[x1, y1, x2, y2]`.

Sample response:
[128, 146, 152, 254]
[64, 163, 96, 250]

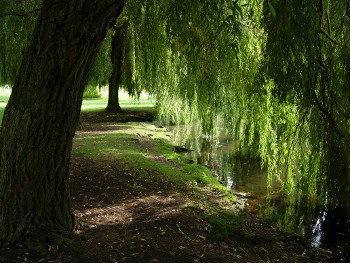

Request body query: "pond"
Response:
[168, 123, 350, 257]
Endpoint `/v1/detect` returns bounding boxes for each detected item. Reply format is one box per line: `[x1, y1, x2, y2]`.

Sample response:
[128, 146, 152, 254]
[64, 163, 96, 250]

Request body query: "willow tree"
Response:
[107, 21, 129, 112]
[86, 31, 113, 96]
[0, 0, 125, 248]
[261, 0, 350, 212]
[88, 5, 143, 111]
[127, 0, 244, 129]
[133, 0, 350, 233]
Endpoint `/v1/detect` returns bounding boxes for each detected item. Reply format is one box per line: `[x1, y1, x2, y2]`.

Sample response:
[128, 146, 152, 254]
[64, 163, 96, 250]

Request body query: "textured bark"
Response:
[0, 0, 125, 244]
[107, 23, 128, 112]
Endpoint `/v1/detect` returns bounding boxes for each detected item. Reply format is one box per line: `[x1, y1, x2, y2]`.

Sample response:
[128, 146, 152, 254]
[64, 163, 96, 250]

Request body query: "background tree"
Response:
[107, 20, 128, 112]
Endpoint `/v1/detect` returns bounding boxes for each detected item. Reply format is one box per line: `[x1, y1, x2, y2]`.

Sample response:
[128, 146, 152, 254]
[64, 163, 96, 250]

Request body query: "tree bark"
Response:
[0, 0, 125, 246]
[107, 22, 128, 112]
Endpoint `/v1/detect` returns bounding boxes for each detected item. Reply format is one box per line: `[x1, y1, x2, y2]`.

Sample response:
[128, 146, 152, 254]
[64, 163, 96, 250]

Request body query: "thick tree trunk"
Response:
[107, 23, 128, 112]
[0, 0, 125, 247]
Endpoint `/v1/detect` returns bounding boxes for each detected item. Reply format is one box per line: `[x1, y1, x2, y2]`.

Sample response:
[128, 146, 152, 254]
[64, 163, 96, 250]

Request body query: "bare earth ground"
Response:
[0, 110, 336, 262]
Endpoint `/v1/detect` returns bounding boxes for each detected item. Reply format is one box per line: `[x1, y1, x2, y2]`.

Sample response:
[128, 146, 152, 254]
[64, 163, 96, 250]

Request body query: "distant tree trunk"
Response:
[107, 22, 128, 112]
[0, 0, 125, 247]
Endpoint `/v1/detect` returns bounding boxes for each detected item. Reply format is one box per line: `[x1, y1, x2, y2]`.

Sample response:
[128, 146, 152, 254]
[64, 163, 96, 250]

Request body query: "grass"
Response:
[80, 92, 156, 116]
[81, 90, 156, 113]
[207, 209, 247, 240]
[73, 122, 235, 201]
[0, 89, 156, 124]
[0, 88, 11, 122]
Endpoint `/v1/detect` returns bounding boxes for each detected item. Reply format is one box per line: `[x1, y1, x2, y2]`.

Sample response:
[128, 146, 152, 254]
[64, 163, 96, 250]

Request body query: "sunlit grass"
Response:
[0, 87, 11, 123]
[81, 99, 156, 113]
[0, 88, 11, 103]
[81, 90, 156, 113]
[0, 88, 157, 124]
[73, 122, 235, 198]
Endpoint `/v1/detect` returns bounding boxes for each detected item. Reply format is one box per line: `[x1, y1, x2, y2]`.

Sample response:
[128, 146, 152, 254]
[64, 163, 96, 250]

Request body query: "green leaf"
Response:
[268, 1, 276, 18]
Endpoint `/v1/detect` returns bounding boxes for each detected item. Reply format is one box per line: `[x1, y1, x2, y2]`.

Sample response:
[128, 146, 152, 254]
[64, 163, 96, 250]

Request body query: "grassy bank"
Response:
[73, 122, 233, 200]
[67, 115, 317, 262]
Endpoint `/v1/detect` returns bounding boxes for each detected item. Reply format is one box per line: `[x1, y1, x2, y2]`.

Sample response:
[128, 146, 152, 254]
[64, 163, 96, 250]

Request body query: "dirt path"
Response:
[0, 111, 327, 262]
[69, 154, 313, 262]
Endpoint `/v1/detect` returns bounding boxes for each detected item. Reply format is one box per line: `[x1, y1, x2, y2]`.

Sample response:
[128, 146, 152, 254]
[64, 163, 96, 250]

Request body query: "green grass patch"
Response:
[0, 90, 156, 124]
[81, 97, 156, 113]
[73, 122, 234, 198]
[0, 106, 5, 124]
[0, 88, 11, 124]
[207, 209, 247, 240]
[0, 88, 11, 103]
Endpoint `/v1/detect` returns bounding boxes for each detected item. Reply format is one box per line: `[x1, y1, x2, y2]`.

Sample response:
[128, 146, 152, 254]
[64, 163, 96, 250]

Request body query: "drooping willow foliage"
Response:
[123, 0, 350, 212]
[261, 0, 350, 209]
[0, 0, 41, 85]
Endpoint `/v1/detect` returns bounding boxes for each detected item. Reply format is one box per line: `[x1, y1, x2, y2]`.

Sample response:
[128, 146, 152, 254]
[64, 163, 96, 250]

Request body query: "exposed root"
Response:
[24, 224, 86, 255]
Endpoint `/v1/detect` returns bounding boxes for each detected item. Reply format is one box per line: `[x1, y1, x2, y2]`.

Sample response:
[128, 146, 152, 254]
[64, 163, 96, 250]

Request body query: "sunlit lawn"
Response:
[0, 88, 11, 123]
[0, 88, 156, 124]
[81, 98, 156, 113]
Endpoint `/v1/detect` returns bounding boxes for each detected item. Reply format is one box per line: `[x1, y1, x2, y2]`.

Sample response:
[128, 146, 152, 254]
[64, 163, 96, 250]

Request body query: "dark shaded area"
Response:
[80, 110, 154, 124]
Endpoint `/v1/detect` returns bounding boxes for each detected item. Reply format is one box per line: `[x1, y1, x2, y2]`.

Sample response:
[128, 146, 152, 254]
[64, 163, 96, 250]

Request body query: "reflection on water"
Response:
[168, 124, 350, 254]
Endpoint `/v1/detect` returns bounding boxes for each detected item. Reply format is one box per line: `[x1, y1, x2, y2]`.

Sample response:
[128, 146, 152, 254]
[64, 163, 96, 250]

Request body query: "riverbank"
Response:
[0, 109, 331, 262]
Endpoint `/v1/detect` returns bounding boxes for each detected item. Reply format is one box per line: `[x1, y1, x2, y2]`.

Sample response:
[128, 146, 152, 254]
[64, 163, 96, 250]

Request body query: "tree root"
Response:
[24, 224, 86, 255]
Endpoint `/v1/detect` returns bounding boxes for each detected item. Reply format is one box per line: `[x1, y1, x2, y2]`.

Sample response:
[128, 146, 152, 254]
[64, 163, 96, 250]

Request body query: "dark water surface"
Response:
[169, 124, 350, 257]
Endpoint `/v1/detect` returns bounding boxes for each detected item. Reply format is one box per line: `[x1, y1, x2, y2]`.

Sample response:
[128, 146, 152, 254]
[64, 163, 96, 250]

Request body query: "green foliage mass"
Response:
[87, 31, 113, 88]
[123, 0, 350, 211]
[0, 0, 41, 85]
[260, 0, 350, 208]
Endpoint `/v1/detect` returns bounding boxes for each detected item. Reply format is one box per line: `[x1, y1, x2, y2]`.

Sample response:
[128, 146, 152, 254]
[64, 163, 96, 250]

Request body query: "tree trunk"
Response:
[0, 0, 125, 247]
[107, 22, 128, 112]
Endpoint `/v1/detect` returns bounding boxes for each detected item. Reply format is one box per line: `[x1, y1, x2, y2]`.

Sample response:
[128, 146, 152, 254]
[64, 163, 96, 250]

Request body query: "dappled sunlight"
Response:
[74, 193, 188, 229]
[76, 124, 134, 134]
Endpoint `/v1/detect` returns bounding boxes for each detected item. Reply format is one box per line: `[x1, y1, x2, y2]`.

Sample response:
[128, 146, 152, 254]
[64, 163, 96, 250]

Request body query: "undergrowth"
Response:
[207, 209, 247, 240]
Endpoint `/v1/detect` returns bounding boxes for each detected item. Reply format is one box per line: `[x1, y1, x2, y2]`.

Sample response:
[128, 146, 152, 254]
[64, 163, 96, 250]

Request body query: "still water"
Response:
[169, 123, 350, 256]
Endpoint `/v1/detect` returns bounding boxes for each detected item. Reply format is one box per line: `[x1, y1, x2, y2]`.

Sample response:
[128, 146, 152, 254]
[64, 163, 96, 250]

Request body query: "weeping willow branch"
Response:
[286, 108, 308, 164]
[313, 91, 345, 138]
[0, 8, 41, 17]
[331, 92, 350, 120]
[326, 10, 331, 35]
[319, 29, 337, 45]
[339, 0, 350, 36]
[200, 57, 222, 63]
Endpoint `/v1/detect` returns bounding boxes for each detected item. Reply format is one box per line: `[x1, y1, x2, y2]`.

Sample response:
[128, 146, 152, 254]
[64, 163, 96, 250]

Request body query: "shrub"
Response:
[83, 85, 101, 98]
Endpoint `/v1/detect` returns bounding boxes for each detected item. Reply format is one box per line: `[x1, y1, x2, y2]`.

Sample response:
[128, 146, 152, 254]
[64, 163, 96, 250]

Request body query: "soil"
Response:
[0, 110, 337, 262]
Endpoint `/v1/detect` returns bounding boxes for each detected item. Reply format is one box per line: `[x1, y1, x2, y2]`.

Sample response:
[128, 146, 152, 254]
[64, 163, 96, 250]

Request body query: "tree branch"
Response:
[319, 29, 337, 45]
[313, 90, 345, 138]
[338, 0, 350, 37]
[0, 8, 41, 18]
